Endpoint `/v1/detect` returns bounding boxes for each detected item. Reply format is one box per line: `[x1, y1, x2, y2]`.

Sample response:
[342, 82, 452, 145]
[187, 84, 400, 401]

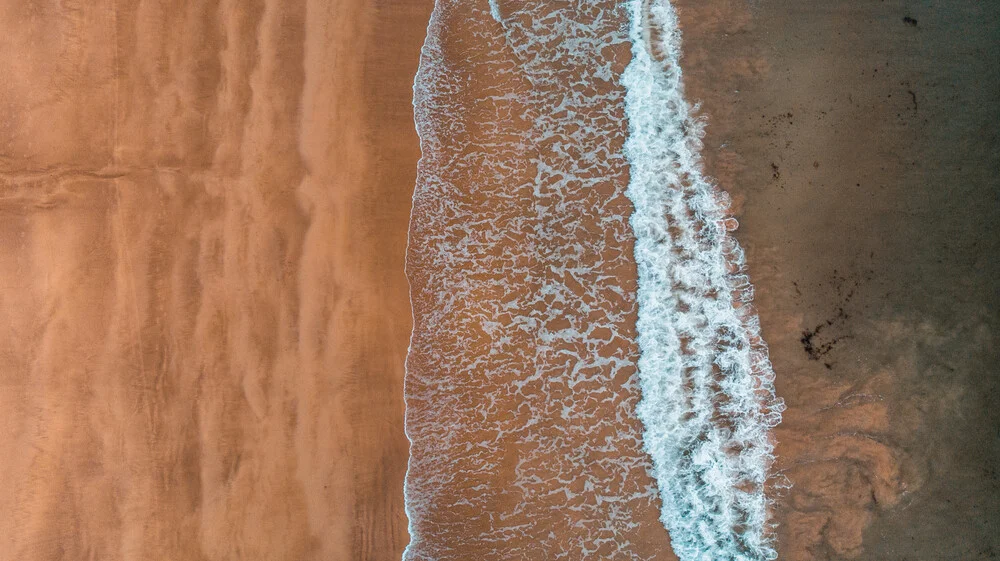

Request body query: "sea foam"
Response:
[404, 2, 668, 559]
[622, 1, 784, 560]
[404, 0, 783, 559]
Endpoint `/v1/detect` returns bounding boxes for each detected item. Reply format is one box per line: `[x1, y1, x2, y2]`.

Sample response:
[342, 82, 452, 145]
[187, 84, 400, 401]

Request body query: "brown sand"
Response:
[675, 0, 1000, 559]
[0, 0, 432, 559]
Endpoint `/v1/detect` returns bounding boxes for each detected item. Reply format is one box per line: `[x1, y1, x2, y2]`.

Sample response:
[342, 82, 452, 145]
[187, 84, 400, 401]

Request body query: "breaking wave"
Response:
[622, 1, 784, 560]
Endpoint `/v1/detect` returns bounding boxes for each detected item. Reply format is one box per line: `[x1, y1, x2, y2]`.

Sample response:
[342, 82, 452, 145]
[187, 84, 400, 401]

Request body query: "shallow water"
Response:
[404, 1, 780, 559]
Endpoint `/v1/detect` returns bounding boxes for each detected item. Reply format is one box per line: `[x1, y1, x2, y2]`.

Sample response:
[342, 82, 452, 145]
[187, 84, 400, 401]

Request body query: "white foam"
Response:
[404, 1, 783, 559]
[621, 1, 784, 560]
[488, 0, 504, 24]
[404, 2, 668, 559]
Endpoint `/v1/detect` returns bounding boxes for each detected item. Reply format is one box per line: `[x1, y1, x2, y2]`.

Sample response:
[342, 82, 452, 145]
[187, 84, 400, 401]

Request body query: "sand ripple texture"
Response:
[0, 0, 431, 559]
[405, 1, 676, 559]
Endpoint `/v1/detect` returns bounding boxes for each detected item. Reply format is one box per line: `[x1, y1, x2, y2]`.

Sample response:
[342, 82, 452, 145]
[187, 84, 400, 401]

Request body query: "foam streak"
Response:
[622, 2, 784, 560]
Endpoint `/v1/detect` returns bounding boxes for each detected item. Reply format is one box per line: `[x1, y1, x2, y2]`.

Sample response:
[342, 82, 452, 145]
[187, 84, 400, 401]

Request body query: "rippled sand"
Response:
[0, 0, 431, 559]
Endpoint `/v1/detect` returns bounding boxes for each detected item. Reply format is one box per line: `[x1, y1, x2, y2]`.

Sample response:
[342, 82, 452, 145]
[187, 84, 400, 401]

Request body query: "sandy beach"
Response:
[0, 0, 431, 559]
[1, 0, 996, 560]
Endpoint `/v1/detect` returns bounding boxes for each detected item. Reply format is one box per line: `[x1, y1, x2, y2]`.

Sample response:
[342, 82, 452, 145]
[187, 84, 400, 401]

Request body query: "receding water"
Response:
[404, 1, 782, 559]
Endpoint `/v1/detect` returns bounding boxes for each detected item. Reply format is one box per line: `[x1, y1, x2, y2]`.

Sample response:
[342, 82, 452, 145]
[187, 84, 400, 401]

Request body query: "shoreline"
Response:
[401, 2, 440, 557]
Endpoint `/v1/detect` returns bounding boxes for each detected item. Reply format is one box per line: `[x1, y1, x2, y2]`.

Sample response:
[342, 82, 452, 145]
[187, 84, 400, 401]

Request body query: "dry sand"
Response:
[0, 0, 432, 559]
[675, 0, 999, 558]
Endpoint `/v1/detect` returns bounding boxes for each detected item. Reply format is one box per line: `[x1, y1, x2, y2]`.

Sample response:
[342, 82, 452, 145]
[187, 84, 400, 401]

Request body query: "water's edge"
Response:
[402, 1, 445, 558]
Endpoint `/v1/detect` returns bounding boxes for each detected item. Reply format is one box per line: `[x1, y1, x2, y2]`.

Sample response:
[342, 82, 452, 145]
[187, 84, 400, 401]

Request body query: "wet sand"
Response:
[0, 0, 432, 559]
[675, 0, 999, 558]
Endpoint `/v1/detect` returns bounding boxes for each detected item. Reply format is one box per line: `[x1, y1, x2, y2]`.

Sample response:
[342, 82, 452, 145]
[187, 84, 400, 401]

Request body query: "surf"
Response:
[622, 1, 784, 560]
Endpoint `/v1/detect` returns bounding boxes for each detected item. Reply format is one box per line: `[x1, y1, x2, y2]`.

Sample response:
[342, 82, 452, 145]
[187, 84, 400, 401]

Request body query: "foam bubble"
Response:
[405, 1, 783, 558]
